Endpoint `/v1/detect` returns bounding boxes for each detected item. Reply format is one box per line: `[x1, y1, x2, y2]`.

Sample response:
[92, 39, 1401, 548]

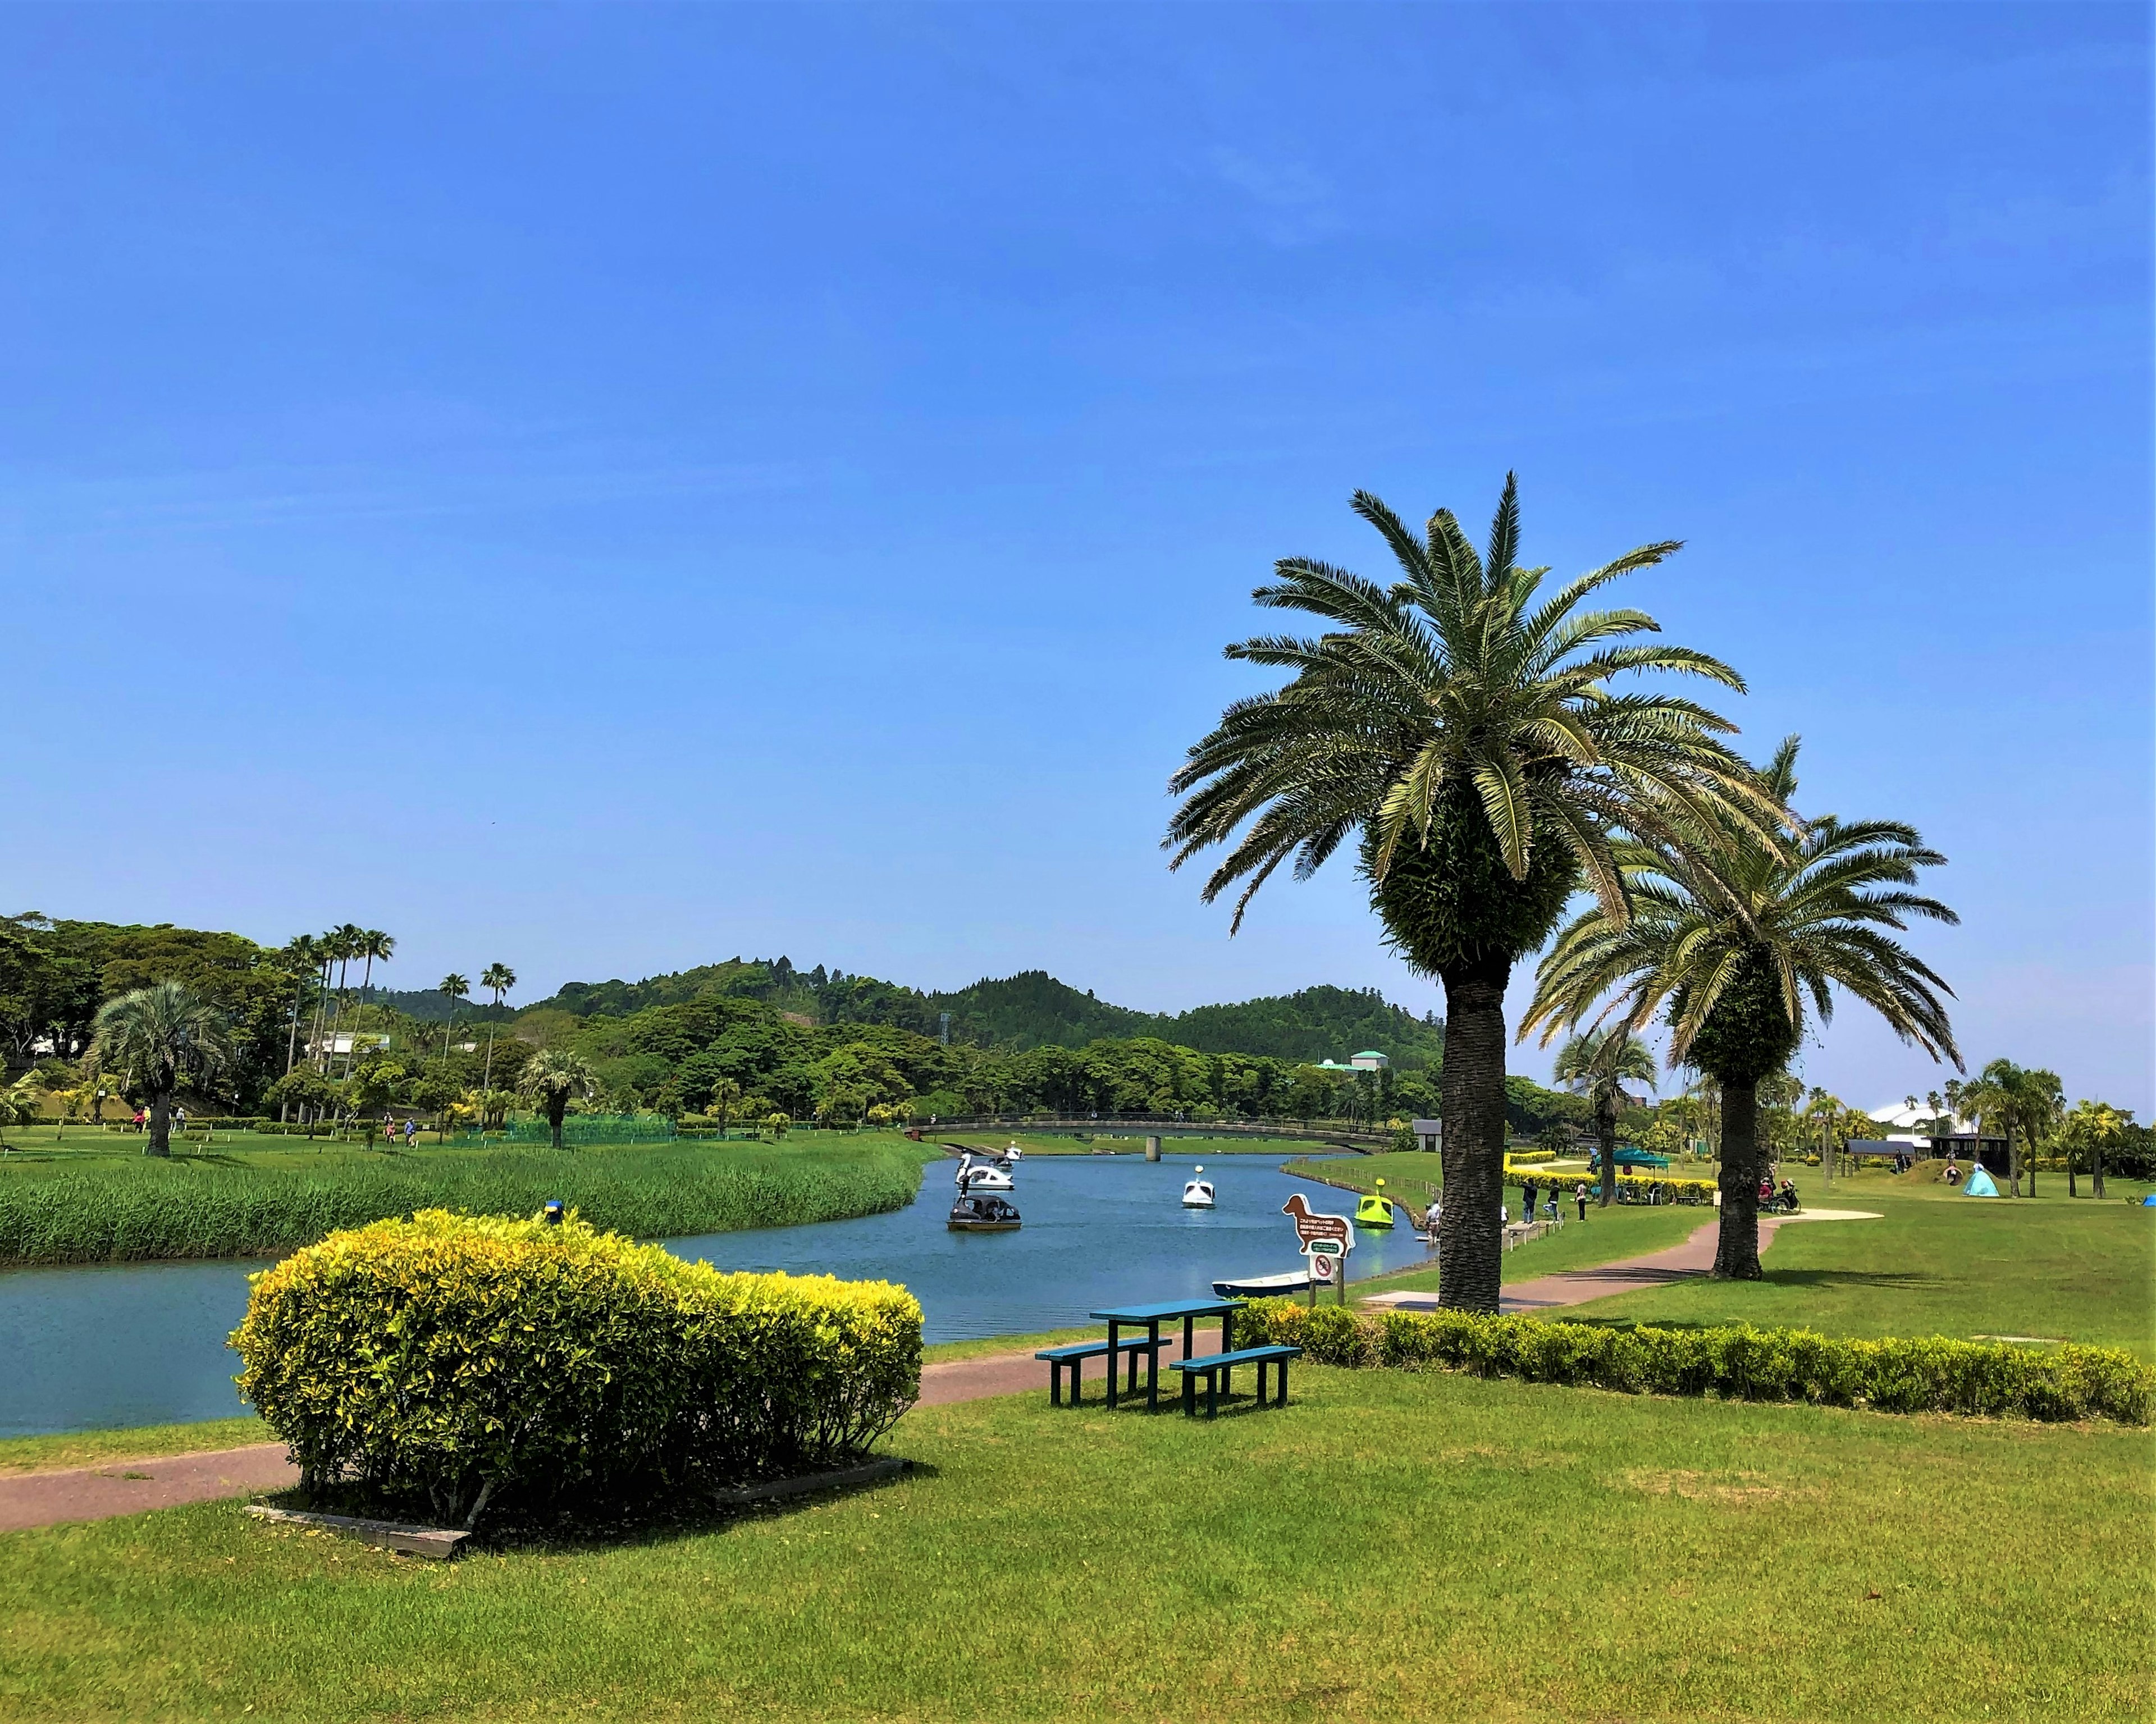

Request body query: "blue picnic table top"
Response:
[1089, 1297, 1243, 1323]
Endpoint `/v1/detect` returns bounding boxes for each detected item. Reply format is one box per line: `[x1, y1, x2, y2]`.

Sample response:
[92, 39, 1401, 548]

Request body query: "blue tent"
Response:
[2141, 1194, 2156, 1208]
[1962, 1165, 2000, 1197]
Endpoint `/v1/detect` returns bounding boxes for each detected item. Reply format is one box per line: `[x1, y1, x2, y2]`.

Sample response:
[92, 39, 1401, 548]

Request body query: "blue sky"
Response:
[3, 4, 2149, 1112]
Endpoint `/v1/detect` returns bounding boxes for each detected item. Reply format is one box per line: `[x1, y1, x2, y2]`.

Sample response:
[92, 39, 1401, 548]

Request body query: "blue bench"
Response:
[1171, 1343, 1303, 1418]
[1036, 1336, 1172, 1407]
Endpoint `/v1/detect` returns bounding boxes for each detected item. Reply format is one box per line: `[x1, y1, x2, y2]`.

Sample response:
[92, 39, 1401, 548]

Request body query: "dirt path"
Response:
[0, 1327, 1242, 1534]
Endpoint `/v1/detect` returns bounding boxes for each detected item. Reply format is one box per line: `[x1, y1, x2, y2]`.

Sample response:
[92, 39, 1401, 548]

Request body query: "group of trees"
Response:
[1165, 475, 1972, 1306]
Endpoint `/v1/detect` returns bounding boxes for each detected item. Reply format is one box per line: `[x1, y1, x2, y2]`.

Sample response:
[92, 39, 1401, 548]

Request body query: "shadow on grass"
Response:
[258, 1457, 939, 1556]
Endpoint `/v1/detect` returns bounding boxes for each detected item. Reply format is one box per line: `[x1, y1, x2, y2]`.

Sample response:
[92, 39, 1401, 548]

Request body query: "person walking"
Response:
[403, 1118, 417, 1147]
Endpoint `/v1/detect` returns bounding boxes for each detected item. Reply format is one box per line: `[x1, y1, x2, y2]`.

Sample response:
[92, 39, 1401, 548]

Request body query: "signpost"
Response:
[1281, 1194, 1356, 1306]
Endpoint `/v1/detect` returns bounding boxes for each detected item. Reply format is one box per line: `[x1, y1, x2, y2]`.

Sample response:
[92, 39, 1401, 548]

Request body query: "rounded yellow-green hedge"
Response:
[231, 1209, 921, 1525]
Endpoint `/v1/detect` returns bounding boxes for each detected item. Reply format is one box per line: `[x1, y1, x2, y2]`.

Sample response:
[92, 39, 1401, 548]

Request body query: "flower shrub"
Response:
[1234, 1301, 2152, 1425]
[231, 1209, 922, 1526]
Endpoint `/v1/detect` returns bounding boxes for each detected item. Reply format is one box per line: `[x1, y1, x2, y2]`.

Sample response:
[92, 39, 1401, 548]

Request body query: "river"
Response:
[0, 1153, 1426, 1437]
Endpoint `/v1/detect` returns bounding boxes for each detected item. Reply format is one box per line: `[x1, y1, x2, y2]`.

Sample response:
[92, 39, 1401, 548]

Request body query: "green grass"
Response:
[0, 1369, 2145, 1721]
[0, 1137, 934, 1266]
[0, 1418, 268, 1475]
[1567, 1168, 2156, 1357]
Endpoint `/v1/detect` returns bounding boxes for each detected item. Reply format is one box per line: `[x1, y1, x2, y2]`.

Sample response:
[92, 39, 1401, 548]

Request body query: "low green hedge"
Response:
[231, 1210, 922, 1526]
[1236, 1301, 2152, 1425]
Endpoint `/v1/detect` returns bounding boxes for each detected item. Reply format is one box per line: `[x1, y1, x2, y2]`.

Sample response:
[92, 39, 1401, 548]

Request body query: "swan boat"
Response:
[1354, 1178, 1397, 1230]
[1181, 1166, 1216, 1209]
[947, 1192, 1022, 1232]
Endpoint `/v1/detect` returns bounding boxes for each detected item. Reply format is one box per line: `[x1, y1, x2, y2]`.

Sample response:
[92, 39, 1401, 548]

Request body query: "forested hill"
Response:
[525, 962, 1444, 1068]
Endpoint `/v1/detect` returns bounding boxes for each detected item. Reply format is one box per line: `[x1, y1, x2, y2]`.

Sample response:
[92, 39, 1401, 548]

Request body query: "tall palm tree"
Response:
[89, 984, 235, 1158]
[437, 973, 470, 1062]
[1552, 1026, 1656, 1207]
[516, 1048, 597, 1149]
[319, 924, 363, 1072]
[1527, 737, 1960, 1279]
[1166, 474, 1776, 1310]
[340, 930, 395, 1077]
[478, 963, 516, 1101]
[276, 934, 323, 1097]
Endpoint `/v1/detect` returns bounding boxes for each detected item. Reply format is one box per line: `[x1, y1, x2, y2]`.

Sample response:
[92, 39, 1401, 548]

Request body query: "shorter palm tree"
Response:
[1966, 1061, 2063, 1197]
[1551, 1026, 1656, 1207]
[2057, 1099, 2128, 1199]
[1527, 738, 1961, 1279]
[708, 1076, 743, 1139]
[89, 984, 235, 1157]
[516, 1049, 598, 1149]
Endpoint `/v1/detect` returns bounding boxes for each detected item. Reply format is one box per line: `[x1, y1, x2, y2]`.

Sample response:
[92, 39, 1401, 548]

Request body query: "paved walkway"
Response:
[0, 1326, 1240, 1534]
[1360, 1208, 1880, 1315]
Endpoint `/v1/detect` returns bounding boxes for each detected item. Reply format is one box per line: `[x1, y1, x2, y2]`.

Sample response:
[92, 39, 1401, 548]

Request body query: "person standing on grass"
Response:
[1575, 1182, 1589, 1221]
[403, 1118, 417, 1147]
[1523, 1179, 1539, 1223]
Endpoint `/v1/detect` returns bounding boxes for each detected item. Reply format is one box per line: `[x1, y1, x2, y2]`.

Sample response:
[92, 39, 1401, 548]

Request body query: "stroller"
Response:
[1764, 1181, 1802, 1215]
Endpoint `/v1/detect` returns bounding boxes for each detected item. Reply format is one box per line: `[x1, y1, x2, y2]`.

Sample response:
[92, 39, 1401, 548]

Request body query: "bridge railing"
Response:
[907, 1113, 1397, 1145]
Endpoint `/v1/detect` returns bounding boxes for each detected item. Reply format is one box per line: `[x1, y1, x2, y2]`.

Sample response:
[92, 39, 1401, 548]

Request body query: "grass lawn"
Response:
[1, 1368, 2146, 1722]
[1565, 1161, 2156, 1357]
[0, 1135, 934, 1265]
[0, 1419, 268, 1476]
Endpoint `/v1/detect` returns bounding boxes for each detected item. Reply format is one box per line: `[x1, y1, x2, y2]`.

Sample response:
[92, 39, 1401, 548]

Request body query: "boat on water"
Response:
[1212, 1268, 1312, 1300]
[1181, 1166, 1215, 1209]
[1354, 1178, 1397, 1230]
[948, 1144, 1021, 1193]
[947, 1192, 1022, 1232]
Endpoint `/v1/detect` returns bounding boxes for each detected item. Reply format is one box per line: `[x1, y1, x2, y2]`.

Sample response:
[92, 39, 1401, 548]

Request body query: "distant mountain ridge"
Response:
[524, 961, 1444, 1068]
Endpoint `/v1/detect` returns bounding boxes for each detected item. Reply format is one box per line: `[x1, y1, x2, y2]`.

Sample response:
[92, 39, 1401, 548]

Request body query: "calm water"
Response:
[0, 1155, 1427, 1437]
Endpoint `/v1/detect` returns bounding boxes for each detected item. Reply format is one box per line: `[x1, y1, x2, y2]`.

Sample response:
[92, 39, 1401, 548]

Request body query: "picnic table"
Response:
[1089, 1297, 1243, 1411]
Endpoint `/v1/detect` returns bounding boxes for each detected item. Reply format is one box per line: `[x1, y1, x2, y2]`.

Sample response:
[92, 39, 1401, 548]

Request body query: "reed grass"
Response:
[0, 1141, 930, 1266]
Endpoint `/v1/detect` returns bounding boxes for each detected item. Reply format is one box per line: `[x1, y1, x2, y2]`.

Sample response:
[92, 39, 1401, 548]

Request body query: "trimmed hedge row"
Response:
[1235, 1300, 2152, 1425]
[232, 1210, 922, 1526]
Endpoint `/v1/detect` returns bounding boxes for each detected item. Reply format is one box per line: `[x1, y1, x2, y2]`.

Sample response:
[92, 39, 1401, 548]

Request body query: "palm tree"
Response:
[478, 963, 516, 1104]
[516, 1048, 597, 1149]
[317, 924, 362, 1072]
[709, 1075, 742, 1139]
[1527, 737, 1961, 1279]
[340, 930, 395, 1077]
[277, 935, 322, 1082]
[1965, 1061, 2062, 1198]
[437, 973, 470, 1062]
[2058, 1099, 2128, 1200]
[1165, 475, 1775, 1311]
[89, 984, 235, 1158]
[1552, 1026, 1656, 1207]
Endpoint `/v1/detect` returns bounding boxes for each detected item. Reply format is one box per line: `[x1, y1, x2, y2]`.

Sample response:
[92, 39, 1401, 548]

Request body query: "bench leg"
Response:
[1278, 1357, 1289, 1406]
[1071, 1357, 1084, 1408]
[1207, 1369, 1218, 1420]
[1126, 1346, 1140, 1395]
[1183, 1370, 1195, 1417]
[1049, 1361, 1062, 1408]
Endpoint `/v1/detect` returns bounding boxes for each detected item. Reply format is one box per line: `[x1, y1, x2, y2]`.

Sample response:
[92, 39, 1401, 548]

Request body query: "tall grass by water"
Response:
[0, 1140, 929, 1265]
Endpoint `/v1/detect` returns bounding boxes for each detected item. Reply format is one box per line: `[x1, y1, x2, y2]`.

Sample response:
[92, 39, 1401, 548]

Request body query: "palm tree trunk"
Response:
[1711, 1077, 1762, 1279]
[1435, 962, 1508, 1312]
[343, 955, 374, 1080]
[550, 1099, 567, 1150]
[2092, 1141, 2105, 1200]
[2008, 1124, 2022, 1197]
[145, 1091, 172, 1158]
[2024, 1122, 2036, 1197]
[1596, 1091, 1618, 1208]
[2067, 1140, 2077, 1199]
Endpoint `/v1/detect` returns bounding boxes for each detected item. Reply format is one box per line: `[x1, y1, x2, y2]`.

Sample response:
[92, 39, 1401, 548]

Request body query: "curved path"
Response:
[1360, 1208, 1881, 1316]
[2, 1212, 1878, 1535]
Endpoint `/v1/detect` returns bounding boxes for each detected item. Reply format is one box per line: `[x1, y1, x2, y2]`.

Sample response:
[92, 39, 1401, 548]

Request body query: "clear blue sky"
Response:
[4, 5, 2149, 1113]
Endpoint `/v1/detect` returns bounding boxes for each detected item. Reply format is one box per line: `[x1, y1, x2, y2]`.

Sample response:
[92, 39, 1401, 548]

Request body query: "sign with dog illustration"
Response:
[1281, 1192, 1356, 1255]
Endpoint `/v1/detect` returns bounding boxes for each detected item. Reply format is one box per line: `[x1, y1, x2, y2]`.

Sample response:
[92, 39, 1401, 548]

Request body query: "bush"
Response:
[1233, 1301, 2152, 1425]
[231, 1209, 923, 1525]
[1504, 1149, 1557, 1165]
[1506, 1167, 1717, 1205]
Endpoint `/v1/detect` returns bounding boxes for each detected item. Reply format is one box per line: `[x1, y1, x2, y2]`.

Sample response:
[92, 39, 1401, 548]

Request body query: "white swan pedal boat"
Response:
[1181, 1166, 1216, 1209]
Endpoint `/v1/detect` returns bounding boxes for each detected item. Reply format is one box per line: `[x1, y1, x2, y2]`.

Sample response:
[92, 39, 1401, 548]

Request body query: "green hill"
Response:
[527, 960, 1441, 1067]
